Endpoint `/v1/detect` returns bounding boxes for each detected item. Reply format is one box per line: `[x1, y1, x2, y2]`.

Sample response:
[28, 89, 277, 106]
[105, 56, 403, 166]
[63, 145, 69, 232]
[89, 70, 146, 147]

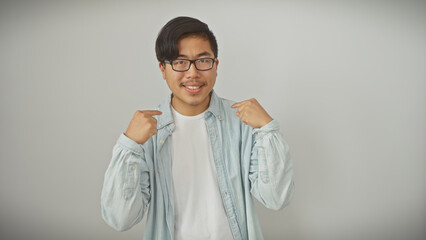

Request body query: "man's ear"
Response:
[215, 59, 219, 77]
[159, 62, 166, 80]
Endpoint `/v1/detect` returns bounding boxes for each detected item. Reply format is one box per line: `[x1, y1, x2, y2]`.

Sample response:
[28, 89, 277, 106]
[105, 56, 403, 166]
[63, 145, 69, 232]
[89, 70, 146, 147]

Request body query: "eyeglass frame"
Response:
[163, 57, 217, 72]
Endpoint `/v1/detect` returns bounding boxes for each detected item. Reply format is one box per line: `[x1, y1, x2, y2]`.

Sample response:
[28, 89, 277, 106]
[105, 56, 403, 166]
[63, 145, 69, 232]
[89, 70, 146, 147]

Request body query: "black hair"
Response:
[155, 16, 218, 64]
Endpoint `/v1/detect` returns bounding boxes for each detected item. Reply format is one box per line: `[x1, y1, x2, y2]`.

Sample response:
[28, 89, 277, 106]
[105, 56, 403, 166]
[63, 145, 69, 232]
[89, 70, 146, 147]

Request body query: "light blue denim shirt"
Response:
[101, 90, 295, 240]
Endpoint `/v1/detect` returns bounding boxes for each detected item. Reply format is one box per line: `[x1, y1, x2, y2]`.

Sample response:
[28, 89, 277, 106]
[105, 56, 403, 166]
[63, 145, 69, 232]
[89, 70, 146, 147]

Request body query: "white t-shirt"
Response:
[171, 107, 234, 240]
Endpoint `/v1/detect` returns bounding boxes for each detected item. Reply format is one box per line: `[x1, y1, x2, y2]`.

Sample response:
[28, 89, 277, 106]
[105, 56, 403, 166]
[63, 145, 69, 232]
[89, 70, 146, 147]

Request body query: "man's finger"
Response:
[142, 110, 163, 116]
[231, 101, 246, 108]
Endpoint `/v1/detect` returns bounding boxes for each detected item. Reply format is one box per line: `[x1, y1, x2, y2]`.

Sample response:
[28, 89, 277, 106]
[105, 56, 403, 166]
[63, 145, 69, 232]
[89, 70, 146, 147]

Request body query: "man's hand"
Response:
[231, 98, 273, 128]
[124, 110, 162, 144]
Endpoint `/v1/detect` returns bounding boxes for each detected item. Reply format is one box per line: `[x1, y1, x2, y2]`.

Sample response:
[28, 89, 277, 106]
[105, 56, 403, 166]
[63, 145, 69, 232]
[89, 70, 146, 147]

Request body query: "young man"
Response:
[101, 16, 294, 240]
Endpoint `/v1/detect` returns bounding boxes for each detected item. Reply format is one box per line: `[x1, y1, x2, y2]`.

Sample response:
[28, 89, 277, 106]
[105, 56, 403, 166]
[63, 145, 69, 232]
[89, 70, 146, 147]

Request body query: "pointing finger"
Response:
[142, 110, 163, 116]
[231, 101, 245, 108]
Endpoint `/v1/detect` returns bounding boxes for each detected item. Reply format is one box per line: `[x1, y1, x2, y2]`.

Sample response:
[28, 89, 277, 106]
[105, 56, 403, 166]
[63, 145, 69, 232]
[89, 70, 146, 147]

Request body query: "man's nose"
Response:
[186, 62, 200, 77]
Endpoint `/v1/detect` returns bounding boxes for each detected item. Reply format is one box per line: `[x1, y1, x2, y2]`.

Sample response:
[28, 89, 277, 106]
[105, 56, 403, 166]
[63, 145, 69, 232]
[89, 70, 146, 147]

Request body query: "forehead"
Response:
[177, 35, 214, 57]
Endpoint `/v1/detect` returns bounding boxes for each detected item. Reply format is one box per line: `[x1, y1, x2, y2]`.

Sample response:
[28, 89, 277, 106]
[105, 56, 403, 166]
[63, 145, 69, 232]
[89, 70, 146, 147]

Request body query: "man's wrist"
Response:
[118, 133, 145, 155]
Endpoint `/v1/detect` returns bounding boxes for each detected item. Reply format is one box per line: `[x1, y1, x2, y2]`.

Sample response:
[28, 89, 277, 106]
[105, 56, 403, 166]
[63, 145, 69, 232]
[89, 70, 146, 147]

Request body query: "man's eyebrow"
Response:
[177, 51, 213, 58]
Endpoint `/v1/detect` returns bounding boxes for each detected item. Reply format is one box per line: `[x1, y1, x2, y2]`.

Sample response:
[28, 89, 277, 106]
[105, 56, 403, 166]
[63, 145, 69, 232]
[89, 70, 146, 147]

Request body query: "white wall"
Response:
[1, 1, 425, 239]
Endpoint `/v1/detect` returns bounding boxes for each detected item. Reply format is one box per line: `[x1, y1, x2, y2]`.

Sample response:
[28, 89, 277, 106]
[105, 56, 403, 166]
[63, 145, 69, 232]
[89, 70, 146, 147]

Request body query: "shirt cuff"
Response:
[252, 119, 280, 139]
[117, 133, 145, 155]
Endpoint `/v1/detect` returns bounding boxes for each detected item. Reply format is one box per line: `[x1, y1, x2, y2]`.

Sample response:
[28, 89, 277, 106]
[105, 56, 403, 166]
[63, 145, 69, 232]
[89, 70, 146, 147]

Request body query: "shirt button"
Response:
[131, 165, 136, 170]
[160, 140, 164, 144]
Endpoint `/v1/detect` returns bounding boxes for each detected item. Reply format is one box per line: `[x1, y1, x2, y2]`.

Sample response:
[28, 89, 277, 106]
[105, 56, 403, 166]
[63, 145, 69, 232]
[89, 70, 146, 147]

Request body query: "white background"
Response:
[1, 0, 425, 239]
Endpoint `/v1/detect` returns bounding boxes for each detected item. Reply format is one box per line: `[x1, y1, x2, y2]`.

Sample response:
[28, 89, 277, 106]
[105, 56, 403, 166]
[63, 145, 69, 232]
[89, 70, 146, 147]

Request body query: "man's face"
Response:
[159, 35, 218, 115]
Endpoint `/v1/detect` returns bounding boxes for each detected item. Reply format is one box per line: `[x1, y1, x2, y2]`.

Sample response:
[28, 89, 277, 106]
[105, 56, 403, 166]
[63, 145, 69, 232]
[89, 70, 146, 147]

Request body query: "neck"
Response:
[171, 92, 211, 116]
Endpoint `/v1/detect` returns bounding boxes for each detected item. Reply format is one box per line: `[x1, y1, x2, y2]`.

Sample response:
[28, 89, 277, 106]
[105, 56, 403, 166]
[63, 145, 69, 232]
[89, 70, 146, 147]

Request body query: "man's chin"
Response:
[186, 97, 207, 107]
[183, 93, 211, 106]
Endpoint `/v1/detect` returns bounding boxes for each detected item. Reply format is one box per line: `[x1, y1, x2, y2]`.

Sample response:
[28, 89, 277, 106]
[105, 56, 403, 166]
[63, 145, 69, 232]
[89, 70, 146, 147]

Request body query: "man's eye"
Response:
[174, 60, 185, 65]
[198, 59, 211, 63]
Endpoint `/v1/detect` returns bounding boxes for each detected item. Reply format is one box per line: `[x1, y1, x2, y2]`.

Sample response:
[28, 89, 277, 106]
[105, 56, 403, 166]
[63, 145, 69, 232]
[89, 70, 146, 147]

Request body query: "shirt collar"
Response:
[156, 89, 223, 130]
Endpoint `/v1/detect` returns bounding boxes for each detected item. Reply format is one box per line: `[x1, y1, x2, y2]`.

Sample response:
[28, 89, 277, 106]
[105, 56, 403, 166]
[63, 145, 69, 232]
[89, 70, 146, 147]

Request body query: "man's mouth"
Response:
[182, 83, 203, 93]
[186, 86, 200, 90]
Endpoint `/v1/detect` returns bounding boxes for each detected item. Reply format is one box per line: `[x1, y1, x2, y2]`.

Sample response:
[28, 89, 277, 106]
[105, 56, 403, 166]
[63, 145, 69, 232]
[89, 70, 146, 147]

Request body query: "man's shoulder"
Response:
[214, 94, 242, 123]
[217, 95, 237, 108]
[209, 92, 238, 117]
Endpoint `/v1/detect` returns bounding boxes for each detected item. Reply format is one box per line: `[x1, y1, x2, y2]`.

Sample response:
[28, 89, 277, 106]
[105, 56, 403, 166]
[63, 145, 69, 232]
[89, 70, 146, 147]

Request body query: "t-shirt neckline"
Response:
[171, 106, 207, 120]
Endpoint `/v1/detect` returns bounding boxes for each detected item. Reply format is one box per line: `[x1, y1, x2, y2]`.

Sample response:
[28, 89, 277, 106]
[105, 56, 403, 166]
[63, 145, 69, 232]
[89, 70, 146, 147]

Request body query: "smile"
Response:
[182, 84, 203, 93]
[186, 86, 200, 90]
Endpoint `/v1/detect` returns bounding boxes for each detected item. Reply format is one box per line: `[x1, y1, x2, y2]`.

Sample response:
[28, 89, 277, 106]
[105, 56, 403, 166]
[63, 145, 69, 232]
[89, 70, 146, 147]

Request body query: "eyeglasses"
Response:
[164, 58, 216, 72]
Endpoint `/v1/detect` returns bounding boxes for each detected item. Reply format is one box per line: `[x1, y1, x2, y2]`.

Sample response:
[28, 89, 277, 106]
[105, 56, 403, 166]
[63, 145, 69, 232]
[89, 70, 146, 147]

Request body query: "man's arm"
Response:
[101, 110, 160, 231]
[232, 98, 295, 210]
[101, 133, 151, 231]
[248, 120, 295, 210]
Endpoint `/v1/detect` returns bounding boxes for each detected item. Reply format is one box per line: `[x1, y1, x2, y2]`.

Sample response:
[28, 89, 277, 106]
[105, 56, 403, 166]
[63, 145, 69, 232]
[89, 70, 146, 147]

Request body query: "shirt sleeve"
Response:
[248, 119, 295, 210]
[101, 133, 151, 231]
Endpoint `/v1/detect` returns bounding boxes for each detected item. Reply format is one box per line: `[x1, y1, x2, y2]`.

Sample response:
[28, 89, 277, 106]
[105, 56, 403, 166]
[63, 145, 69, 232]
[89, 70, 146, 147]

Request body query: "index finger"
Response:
[142, 110, 163, 116]
[231, 101, 245, 108]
